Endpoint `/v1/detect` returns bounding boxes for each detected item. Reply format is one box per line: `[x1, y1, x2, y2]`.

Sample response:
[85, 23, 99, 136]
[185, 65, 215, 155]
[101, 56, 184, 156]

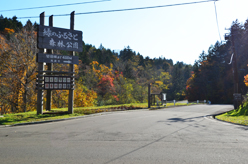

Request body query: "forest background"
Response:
[1, 15, 248, 114]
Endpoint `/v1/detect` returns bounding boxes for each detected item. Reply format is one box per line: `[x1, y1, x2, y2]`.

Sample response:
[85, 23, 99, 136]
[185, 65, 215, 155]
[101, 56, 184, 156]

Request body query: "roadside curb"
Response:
[0, 109, 148, 128]
[149, 104, 206, 110]
[0, 113, 109, 128]
[211, 109, 235, 119]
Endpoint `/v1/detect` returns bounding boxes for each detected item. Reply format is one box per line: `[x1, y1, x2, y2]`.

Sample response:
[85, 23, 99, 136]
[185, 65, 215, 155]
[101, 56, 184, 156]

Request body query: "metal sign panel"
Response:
[37, 53, 79, 64]
[44, 76, 73, 90]
[233, 93, 242, 101]
[38, 25, 83, 52]
[162, 93, 166, 101]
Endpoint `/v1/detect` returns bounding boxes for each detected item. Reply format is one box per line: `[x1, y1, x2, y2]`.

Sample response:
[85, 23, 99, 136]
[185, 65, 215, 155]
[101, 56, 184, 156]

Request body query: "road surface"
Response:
[1, 105, 248, 164]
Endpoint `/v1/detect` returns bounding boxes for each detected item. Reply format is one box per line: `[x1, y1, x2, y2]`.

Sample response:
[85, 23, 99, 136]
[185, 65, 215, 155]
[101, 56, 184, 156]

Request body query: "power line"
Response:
[17, 0, 218, 19]
[0, 0, 111, 12]
[214, 1, 222, 41]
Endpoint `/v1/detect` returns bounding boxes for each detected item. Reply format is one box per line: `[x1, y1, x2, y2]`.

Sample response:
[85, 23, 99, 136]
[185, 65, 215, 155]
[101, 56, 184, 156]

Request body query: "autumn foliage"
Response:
[3, 28, 14, 35]
[0, 16, 191, 114]
[0, 26, 38, 113]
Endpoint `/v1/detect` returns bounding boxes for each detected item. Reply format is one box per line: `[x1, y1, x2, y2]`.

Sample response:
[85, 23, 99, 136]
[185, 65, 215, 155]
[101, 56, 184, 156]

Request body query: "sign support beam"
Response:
[46, 15, 53, 111]
[37, 12, 45, 115]
[68, 11, 75, 114]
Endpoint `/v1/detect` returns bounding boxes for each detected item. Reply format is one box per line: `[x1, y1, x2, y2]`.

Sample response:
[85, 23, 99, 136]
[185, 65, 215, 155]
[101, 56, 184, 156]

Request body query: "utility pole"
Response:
[231, 29, 239, 109]
[225, 27, 240, 109]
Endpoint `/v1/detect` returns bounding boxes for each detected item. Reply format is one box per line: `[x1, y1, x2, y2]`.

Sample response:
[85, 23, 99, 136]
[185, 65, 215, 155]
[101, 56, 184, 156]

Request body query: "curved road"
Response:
[1, 105, 248, 164]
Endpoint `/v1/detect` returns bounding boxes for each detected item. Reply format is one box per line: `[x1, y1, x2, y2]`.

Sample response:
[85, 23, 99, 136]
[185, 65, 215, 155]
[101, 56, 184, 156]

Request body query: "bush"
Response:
[226, 102, 248, 116]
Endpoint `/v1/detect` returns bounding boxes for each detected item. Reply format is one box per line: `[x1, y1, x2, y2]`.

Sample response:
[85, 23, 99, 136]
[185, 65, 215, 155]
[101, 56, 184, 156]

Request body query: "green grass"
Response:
[216, 102, 248, 126]
[0, 102, 197, 126]
[0, 104, 147, 125]
[216, 115, 248, 126]
[0, 111, 84, 126]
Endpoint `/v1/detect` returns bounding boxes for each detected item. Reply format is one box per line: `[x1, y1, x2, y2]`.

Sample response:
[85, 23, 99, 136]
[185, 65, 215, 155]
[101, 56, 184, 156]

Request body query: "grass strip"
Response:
[216, 102, 248, 126]
[0, 111, 84, 126]
[216, 115, 248, 126]
[0, 102, 197, 126]
[0, 104, 147, 125]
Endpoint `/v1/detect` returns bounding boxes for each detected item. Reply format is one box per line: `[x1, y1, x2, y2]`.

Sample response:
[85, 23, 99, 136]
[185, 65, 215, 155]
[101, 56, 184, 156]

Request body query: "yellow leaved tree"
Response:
[0, 26, 37, 113]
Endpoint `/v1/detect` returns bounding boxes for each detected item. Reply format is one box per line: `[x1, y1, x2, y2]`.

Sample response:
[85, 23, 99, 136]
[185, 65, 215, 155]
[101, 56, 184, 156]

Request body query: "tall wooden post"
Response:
[148, 84, 151, 108]
[37, 12, 45, 115]
[68, 11, 75, 114]
[46, 15, 54, 111]
[231, 29, 239, 109]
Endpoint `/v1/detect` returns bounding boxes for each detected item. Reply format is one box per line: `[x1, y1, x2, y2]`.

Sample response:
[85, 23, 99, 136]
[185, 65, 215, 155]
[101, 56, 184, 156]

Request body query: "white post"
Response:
[174, 100, 176, 106]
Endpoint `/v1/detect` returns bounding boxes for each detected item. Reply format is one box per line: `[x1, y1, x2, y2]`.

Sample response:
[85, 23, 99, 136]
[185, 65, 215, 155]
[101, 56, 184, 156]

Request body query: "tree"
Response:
[0, 26, 37, 112]
[0, 15, 23, 32]
[97, 75, 116, 97]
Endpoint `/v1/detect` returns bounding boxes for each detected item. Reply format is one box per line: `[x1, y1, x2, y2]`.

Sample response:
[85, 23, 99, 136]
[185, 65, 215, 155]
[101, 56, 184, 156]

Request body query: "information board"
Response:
[233, 93, 242, 101]
[37, 53, 79, 64]
[44, 76, 73, 90]
[38, 25, 83, 52]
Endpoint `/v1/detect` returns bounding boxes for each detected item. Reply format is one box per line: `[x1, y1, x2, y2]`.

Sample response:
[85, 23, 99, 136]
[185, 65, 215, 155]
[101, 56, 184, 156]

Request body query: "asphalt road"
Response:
[1, 105, 248, 164]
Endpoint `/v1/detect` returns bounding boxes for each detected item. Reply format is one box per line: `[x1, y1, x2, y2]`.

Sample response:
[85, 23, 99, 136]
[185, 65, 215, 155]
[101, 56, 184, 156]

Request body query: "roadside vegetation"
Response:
[216, 102, 248, 126]
[0, 104, 144, 125]
[216, 76, 248, 126]
[0, 102, 195, 125]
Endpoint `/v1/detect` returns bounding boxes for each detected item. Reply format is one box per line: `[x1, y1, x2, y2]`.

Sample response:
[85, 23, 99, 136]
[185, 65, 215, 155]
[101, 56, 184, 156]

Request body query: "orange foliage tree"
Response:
[74, 81, 97, 107]
[49, 59, 98, 108]
[51, 81, 97, 108]
[0, 26, 37, 112]
[244, 74, 248, 87]
[3, 28, 15, 35]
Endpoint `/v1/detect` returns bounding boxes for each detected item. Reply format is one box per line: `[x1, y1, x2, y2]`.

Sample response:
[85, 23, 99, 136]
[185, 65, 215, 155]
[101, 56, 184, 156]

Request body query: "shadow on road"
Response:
[159, 116, 205, 123]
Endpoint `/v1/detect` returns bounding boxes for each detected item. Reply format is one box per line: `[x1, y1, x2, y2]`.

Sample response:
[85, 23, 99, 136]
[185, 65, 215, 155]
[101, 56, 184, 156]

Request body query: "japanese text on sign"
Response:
[36, 53, 79, 64]
[38, 25, 83, 52]
[43, 28, 78, 40]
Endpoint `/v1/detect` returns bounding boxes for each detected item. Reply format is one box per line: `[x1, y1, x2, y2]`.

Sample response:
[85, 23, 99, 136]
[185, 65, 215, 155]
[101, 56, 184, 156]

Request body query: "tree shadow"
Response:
[158, 116, 204, 123]
[238, 126, 248, 130]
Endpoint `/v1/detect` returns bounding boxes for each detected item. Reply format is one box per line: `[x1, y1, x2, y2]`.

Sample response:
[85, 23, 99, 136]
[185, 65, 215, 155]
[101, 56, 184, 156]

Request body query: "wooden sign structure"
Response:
[150, 93, 163, 106]
[148, 84, 165, 108]
[36, 11, 82, 115]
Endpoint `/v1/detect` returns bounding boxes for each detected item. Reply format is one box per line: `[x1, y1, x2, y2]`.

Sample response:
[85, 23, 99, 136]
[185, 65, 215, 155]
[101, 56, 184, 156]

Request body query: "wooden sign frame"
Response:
[36, 11, 81, 115]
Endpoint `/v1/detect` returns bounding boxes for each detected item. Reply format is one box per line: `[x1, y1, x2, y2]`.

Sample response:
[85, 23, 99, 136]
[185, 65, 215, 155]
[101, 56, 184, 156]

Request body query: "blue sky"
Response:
[1, 0, 248, 64]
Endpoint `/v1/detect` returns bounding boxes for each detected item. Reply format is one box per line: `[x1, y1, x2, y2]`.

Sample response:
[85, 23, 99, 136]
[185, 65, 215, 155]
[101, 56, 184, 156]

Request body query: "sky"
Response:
[1, 0, 248, 65]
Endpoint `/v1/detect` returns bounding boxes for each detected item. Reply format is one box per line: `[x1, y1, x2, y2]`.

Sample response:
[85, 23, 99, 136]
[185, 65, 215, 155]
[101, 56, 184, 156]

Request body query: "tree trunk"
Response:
[23, 87, 27, 112]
